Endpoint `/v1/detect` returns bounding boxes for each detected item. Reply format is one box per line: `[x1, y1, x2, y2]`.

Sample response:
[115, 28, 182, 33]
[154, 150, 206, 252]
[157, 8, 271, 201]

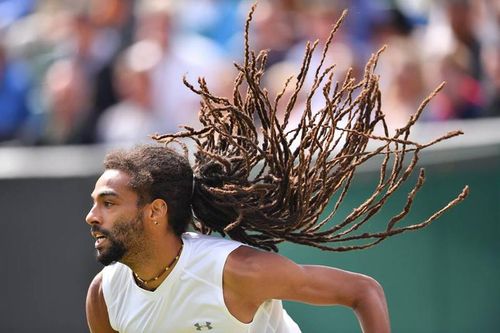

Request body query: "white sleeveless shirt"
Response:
[101, 232, 302, 333]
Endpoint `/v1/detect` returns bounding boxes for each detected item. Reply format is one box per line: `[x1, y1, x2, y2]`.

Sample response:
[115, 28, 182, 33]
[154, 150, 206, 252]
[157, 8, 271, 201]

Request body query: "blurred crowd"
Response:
[0, 0, 498, 146]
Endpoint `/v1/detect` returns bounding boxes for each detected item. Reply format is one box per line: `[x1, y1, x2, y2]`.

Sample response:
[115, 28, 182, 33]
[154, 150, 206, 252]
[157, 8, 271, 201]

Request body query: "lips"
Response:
[95, 235, 107, 249]
[91, 229, 109, 249]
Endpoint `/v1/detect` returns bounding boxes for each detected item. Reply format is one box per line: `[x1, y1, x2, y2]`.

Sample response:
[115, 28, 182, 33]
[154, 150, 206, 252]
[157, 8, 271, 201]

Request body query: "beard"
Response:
[95, 232, 126, 266]
[92, 212, 145, 266]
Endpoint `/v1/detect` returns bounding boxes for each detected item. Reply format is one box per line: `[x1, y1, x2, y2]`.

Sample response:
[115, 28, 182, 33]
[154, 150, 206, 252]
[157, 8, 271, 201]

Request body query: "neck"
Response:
[126, 233, 183, 290]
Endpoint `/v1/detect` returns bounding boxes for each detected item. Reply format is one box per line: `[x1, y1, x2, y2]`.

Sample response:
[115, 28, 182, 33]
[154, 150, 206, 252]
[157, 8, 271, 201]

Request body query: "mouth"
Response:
[91, 232, 108, 249]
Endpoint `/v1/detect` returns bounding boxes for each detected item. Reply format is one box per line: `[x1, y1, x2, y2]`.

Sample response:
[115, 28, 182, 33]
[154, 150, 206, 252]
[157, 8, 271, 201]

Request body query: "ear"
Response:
[148, 198, 168, 222]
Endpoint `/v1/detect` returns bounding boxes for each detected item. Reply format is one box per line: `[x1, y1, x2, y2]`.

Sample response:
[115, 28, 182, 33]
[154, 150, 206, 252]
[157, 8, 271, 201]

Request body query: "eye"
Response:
[103, 201, 114, 208]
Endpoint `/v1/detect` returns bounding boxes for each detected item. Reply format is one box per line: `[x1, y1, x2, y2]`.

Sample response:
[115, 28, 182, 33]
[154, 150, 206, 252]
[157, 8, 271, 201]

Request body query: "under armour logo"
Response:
[194, 322, 213, 331]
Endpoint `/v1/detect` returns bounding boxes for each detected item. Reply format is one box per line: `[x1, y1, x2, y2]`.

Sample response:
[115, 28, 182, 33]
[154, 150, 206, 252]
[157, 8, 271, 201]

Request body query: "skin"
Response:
[85, 169, 391, 333]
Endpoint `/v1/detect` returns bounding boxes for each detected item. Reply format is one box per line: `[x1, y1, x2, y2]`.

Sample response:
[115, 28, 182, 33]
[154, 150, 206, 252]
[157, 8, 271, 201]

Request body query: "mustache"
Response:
[91, 225, 111, 237]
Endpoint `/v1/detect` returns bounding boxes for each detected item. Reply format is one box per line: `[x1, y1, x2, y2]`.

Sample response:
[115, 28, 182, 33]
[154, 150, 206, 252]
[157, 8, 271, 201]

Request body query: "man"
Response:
[86, 145, 390, 332]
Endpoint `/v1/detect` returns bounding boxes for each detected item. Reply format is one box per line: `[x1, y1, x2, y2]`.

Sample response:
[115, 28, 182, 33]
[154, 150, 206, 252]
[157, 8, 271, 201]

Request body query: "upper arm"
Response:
[86, 272, 118, 333]
[225, 246, 383, 309]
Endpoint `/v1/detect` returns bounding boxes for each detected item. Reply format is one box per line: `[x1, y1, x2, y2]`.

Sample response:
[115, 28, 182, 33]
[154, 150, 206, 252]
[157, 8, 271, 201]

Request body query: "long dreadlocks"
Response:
[153, 5, 469, 252]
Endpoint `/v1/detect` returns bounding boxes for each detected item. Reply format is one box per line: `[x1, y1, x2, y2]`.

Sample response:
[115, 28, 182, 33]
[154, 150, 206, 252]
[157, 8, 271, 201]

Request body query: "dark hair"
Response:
[152, 5, 468, 252]
[104, 145, 193, 236]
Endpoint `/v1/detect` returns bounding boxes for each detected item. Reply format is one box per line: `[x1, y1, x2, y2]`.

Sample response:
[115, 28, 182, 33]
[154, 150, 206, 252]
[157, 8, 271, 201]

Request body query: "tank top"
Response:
[101, 232, 302, 332]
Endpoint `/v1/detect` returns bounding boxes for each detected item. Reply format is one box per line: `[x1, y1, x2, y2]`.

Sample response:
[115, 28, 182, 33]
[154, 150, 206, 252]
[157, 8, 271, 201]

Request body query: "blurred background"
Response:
[0, 0, 498, 332]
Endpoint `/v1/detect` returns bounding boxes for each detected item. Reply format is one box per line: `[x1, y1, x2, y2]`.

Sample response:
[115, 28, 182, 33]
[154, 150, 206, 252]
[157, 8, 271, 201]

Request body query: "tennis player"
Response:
[85, 145, 390, 332]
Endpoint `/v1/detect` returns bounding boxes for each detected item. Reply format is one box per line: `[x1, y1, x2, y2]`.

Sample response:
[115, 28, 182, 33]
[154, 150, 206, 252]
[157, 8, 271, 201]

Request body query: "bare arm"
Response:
[295, 265, 390, 333]
[224, 246, 390, 333]
[86, 272, 118, 333]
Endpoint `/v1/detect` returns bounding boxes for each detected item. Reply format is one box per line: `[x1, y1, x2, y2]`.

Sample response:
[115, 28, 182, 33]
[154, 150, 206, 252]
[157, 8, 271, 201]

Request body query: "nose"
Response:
[85, 205, 101, 226]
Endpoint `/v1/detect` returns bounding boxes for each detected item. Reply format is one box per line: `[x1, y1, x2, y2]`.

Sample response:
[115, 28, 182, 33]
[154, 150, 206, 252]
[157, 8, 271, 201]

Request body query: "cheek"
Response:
[110, 213, 144, 241]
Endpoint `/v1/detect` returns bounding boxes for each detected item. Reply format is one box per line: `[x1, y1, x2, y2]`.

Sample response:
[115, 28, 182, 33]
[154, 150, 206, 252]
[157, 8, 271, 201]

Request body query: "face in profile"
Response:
[86, 169, 146, 265]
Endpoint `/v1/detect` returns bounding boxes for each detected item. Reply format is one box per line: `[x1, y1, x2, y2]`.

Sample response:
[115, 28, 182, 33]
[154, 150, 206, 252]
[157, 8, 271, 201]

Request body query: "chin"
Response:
[96, 249, 122, 266]
[96, 254, 115, 266]
[95, 239, 126, 266]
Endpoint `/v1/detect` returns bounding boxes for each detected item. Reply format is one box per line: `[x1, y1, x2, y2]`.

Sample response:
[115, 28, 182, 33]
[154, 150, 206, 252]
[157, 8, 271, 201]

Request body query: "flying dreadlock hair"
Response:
[153, 5, 469, 252]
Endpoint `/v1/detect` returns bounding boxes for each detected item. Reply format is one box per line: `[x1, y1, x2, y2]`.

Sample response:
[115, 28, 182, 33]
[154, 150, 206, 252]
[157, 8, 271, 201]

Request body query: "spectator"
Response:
[249, 0, 297, 67]
[428, 48, 484, 120]
[96, 40, 163, 144]
[482, 43, 500, 117]
[0, 41, 31, 143]
[86, 0, 134, 139]
[40, 58, 93, 144]
[134, 0, 227, 133]
[378, 38, 427, 130]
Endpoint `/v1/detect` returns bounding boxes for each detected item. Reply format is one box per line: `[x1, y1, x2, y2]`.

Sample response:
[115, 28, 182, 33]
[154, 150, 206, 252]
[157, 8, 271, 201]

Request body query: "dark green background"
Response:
[281, 150, 500, 332]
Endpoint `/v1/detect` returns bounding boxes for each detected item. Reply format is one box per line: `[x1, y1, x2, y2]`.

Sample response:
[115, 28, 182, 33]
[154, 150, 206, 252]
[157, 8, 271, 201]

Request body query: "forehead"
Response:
[91, 169, 136, 199]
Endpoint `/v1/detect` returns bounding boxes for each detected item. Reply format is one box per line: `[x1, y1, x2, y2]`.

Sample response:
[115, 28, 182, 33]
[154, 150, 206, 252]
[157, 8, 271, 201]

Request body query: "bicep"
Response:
[86, 273, 117, 333]
[284, 265, 380, 308]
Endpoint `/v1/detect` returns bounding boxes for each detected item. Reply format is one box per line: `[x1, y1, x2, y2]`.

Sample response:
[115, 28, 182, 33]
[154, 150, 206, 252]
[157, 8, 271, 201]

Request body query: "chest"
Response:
[110, 273, 249, 333]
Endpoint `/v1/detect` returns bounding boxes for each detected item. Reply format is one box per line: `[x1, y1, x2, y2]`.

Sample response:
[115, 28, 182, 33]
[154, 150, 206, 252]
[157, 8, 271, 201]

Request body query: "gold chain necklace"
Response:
[134, 244, 183, 286]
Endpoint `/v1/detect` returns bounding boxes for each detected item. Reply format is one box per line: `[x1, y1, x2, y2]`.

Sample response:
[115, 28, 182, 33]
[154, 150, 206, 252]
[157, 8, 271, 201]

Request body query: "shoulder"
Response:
[181, 232, 244, 277]
[224, 246, 306, 302]
[87, 272, 104, 305]
[86, 272, 117, 333]
[222, 246, 309, 320]
[182, 231, 238, 243]
[182, 232, 242, 254]
[225, 245, 304, 277]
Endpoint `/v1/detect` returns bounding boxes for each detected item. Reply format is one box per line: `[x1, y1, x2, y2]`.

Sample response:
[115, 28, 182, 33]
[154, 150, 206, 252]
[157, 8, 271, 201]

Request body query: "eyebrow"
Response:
[91, 190, 119, 200]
